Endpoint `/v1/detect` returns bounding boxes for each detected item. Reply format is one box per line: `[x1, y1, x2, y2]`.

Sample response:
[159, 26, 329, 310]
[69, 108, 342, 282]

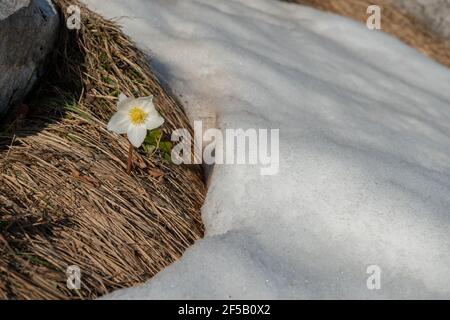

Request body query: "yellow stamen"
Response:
[128, 107, 147, 125]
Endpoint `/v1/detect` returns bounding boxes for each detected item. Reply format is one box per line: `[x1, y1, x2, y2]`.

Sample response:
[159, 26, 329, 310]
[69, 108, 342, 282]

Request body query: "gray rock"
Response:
[394, 0, 450, 41]
[0, 0, 59, 116]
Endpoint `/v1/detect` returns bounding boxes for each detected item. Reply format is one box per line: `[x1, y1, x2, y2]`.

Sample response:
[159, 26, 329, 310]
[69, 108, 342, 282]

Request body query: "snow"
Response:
[81, 0, 450, 299]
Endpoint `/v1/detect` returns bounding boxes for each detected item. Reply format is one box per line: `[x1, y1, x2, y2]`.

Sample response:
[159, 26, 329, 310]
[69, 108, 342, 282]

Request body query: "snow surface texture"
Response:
[81, 0, 450, 299]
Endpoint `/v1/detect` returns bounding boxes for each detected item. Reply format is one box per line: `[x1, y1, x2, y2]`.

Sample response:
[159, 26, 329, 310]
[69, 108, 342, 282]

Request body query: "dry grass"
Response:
[0, 0, 205, 299]
[286, 0, 450, 68]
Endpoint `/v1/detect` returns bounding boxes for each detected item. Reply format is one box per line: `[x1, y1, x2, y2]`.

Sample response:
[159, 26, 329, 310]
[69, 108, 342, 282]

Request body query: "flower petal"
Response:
[108, 111, 130, 134]
[127, 125, 147, 148]
[118, 93, 128, 103]
[117, 93, 135, 111]
[135, 96, 155, 113]
[145, 114, 165, 131]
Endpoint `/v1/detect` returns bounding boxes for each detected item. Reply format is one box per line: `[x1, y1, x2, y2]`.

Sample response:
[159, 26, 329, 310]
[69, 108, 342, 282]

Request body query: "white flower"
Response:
[107, 93, 165, 148]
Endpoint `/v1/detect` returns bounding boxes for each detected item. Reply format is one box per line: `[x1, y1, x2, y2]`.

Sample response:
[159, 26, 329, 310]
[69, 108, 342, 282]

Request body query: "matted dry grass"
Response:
[0, 0, 205, 299]
[286, 0, 450, 68]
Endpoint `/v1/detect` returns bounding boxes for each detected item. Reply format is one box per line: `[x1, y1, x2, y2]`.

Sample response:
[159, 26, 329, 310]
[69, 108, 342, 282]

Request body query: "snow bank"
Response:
[81, 0, 450, 299]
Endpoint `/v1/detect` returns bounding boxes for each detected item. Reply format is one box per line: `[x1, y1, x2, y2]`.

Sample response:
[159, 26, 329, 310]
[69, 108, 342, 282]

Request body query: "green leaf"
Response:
[143, 144, 156, 154]
[144, 129, 162, 146]
[164, 153, 172, 162]
[143, 129, 172, 161]
[159, 141, 172, 154]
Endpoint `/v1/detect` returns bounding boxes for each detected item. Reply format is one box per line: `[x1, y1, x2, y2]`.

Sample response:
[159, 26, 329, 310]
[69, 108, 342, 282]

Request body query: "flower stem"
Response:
[127, 143, 133, 175]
